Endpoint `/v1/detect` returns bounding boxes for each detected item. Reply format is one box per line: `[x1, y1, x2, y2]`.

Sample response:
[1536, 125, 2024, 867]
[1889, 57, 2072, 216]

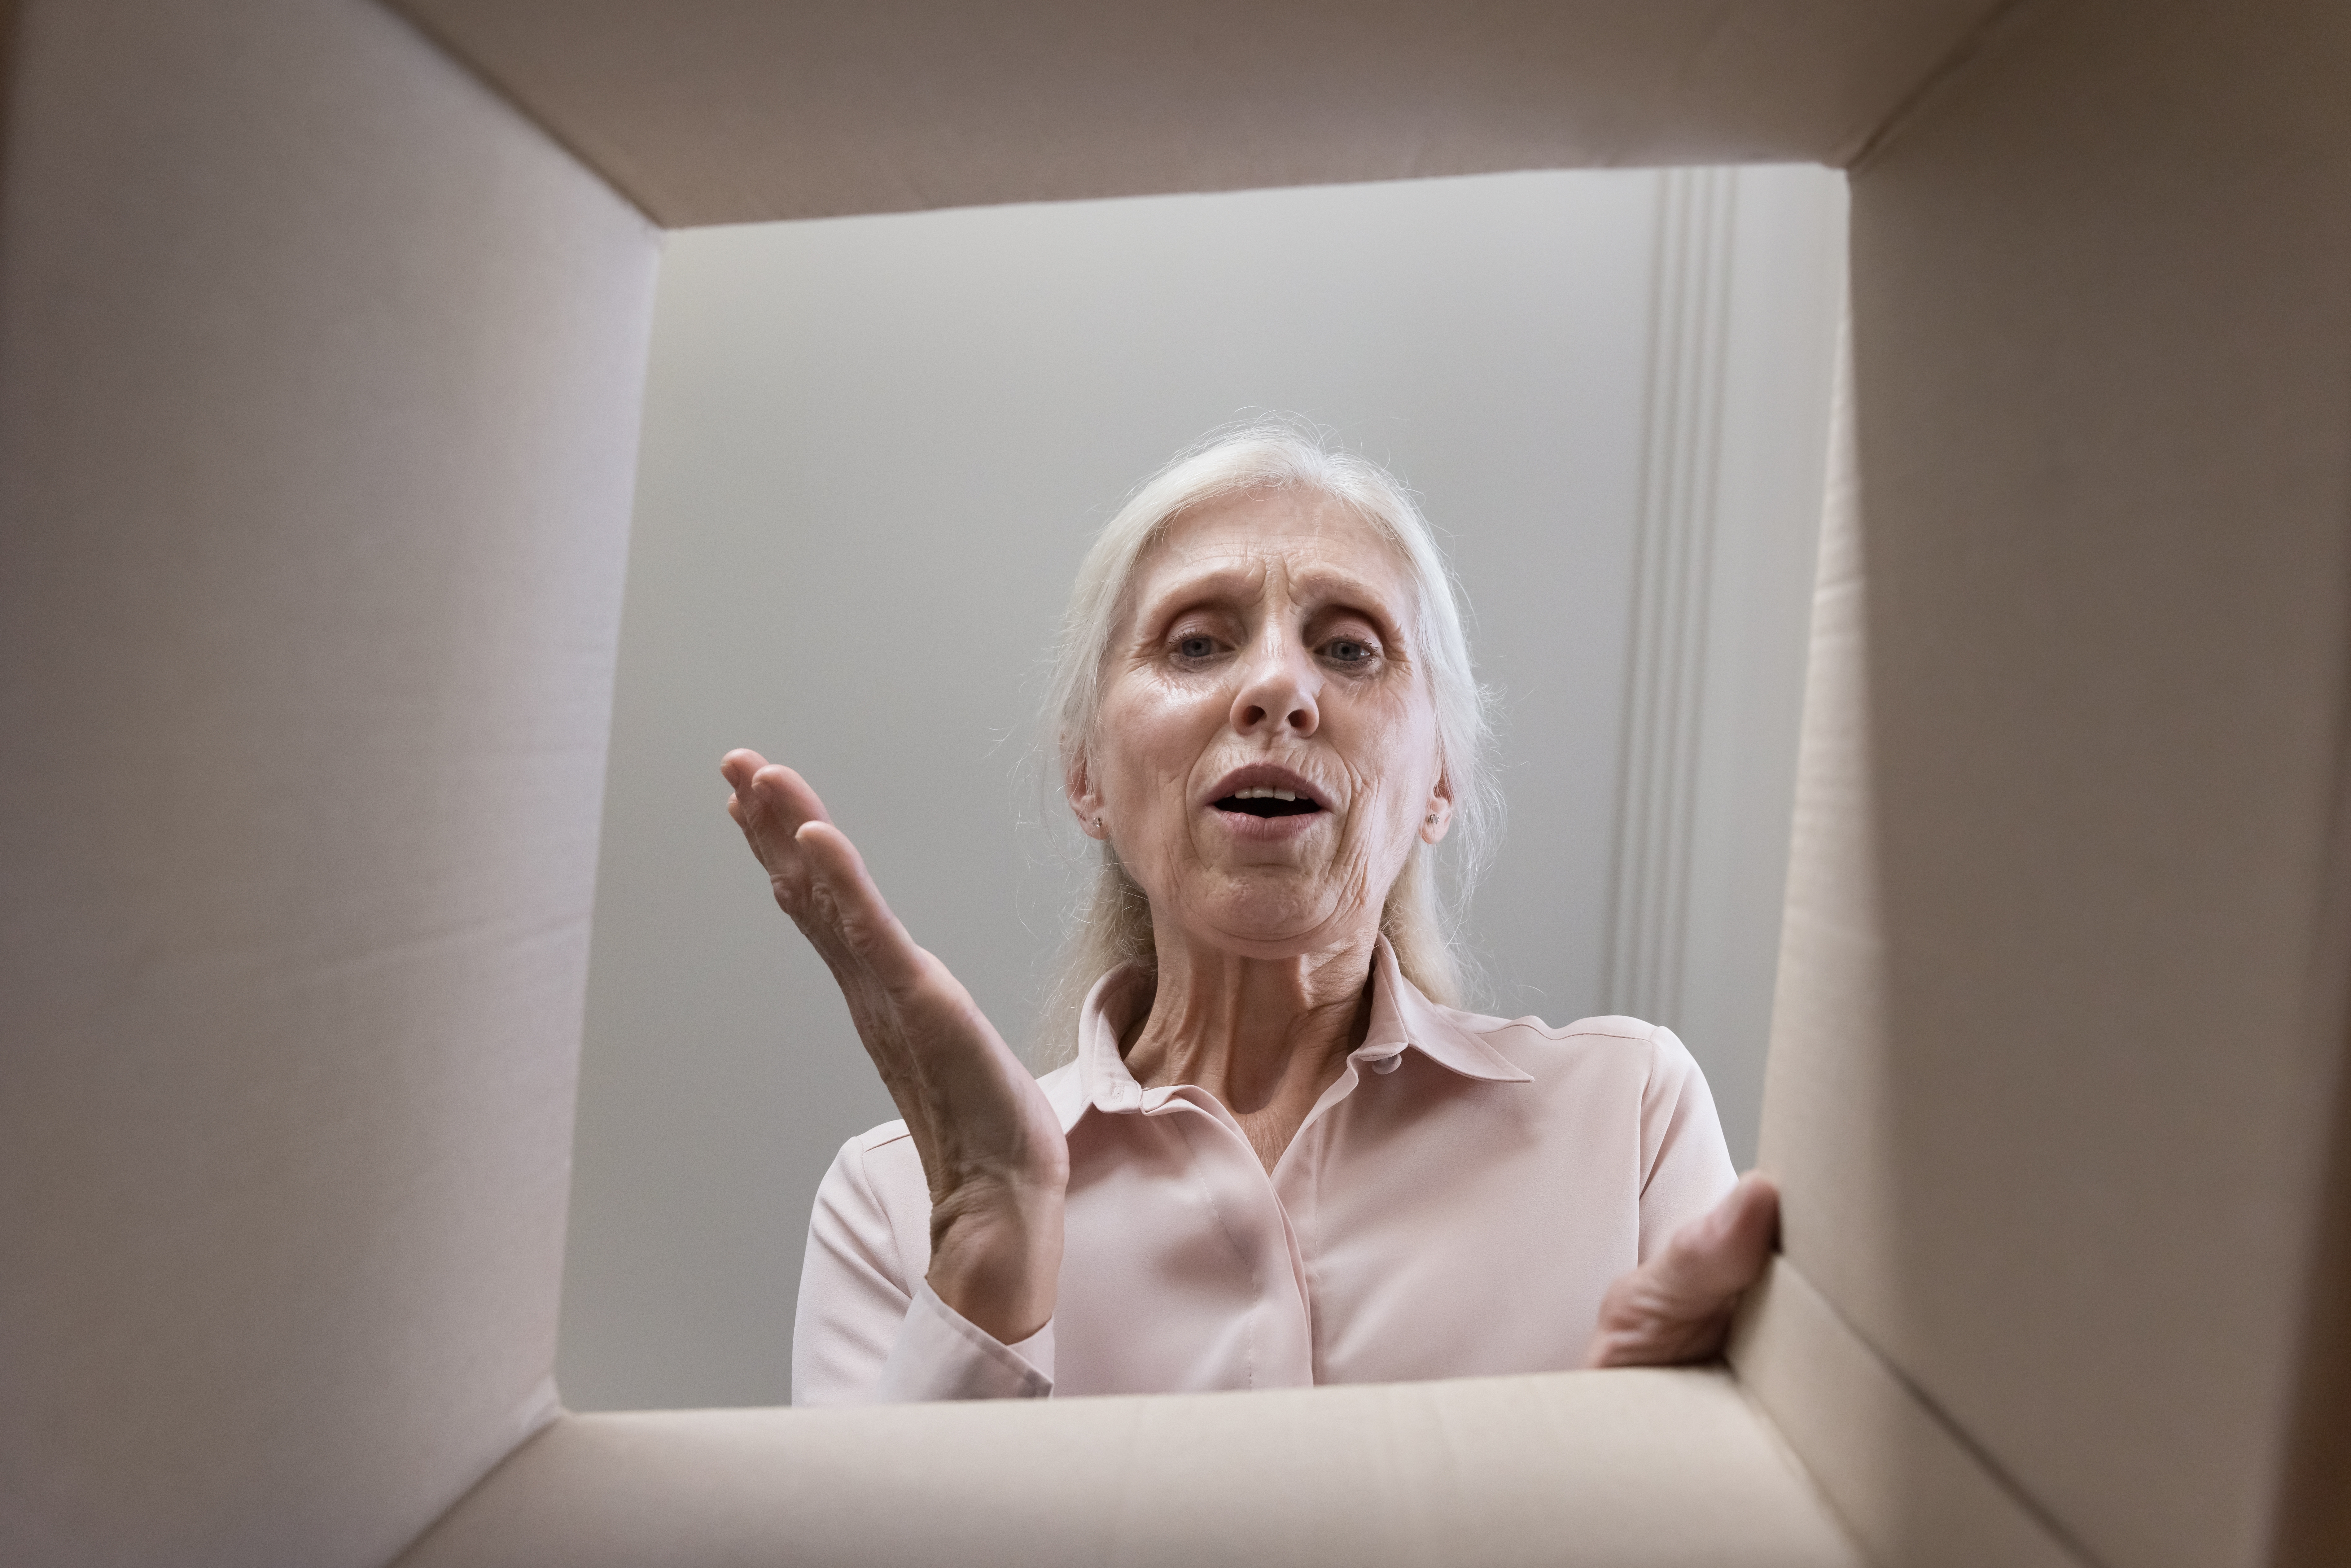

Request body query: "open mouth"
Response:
[1214, 786, 1324, 819]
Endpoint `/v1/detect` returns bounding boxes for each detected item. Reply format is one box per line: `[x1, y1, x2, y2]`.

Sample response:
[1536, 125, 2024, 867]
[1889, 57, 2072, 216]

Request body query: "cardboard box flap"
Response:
[385, 0, 2011, 226]
[394, 1370, 1863, 1568]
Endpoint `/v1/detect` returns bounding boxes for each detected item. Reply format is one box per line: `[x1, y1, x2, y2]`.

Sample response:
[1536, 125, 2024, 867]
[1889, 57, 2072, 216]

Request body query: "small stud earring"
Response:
[1426, 812, 1438, 824]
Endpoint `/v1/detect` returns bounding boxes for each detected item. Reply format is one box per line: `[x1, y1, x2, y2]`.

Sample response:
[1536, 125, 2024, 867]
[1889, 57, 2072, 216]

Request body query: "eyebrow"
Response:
[1136, 561, 1413, 644]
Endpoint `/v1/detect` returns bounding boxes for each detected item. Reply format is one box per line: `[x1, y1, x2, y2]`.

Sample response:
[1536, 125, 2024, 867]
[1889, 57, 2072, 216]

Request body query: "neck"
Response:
[1121, 924, 1379, 1169]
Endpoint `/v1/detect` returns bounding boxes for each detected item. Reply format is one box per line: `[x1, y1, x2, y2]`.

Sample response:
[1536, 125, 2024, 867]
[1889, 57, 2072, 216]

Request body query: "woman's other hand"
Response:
[721, 749, 1069, 1346]
[1582, 1172, 1780, 1368]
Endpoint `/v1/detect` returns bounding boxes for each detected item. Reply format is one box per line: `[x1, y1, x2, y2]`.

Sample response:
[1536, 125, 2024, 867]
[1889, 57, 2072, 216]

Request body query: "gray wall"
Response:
[559, 167, 1845, 1411]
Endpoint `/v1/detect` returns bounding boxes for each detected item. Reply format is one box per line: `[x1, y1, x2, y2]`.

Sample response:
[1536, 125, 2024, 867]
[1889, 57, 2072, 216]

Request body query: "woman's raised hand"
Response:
[721, 750, 1068, 1345]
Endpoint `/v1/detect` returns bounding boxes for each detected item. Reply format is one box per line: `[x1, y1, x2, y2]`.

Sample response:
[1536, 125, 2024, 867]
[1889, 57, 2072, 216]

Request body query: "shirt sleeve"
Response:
[872, 1281, 1055, 1401]
[791, 1127, 1057, 1404]
[1633, 1025, 1740, 1264]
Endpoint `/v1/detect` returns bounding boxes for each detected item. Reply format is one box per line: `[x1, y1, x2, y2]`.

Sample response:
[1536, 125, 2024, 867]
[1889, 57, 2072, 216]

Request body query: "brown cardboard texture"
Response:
[397, 1371, 1860, 1568]
[1755, 4, 2351, 1565]
[385, 0, 2007, 227]
[1, 1, 2346, 1566]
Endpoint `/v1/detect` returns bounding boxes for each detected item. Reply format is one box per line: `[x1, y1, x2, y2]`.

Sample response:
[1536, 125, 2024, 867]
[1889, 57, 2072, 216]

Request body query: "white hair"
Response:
[1035, 419, 1501, 1066]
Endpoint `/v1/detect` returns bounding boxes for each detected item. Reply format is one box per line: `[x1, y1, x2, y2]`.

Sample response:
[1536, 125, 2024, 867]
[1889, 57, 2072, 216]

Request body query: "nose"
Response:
[1229, 637, 1320, 738]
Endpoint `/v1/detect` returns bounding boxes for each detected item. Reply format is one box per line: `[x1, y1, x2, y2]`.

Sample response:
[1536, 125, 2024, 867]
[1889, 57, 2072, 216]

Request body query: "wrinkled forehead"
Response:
[1125, 487, 1420, 627]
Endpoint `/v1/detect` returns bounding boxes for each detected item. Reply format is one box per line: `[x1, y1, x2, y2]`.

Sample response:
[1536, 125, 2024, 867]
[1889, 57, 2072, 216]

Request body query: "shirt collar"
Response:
[1059, 964, 1155, 1129]
[1060, 935, 1531, 1130]
[1357, 935, 1534, 1085]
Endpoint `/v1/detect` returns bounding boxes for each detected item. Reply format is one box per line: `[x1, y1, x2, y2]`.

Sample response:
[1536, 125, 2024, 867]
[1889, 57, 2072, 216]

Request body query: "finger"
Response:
[718, 755, 833, 868]
[792, 819, 925, 989]
[1580, 1176, 1778, 1369]
[751, 764, 833, 839]
[719, 748, 772, 798]
[1657, 1172, 1780, 1305]
[720, 749, 770, 842]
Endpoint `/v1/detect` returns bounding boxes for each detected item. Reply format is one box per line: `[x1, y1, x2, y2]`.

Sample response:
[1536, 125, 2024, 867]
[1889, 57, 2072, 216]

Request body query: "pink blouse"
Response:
[792, 938, 1736, 1403]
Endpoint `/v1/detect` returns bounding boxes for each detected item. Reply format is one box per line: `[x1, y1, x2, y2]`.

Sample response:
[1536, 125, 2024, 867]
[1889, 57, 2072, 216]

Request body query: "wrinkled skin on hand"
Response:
[720, 750, 1067, 1346]
[1583, 1172, 1780, 1367]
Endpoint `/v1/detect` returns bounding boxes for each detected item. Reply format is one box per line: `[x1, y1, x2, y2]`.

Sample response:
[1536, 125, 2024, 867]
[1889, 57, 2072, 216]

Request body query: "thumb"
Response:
[1657, 1172, 1780, 1306]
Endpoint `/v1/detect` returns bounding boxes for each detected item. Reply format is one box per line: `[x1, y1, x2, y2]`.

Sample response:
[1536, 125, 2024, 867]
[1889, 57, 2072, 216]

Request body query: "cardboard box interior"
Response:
[1, 1, 2344, 1565]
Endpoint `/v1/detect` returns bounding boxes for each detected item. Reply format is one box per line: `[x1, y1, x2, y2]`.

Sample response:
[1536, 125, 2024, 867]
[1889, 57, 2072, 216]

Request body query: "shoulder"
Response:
[1457, 1006, 1696, 1073]
[850, 1117, 914, 1156]
[816, 1118, 923, 1218]
[1451, 1007, 1713, 1111]
[1466, 1010, 1727, 1188]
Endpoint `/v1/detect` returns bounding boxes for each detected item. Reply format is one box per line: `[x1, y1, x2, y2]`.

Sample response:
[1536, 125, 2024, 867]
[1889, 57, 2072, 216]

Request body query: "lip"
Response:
[1200, 763, 1334, 841]
[1201, 761, 1331, 813]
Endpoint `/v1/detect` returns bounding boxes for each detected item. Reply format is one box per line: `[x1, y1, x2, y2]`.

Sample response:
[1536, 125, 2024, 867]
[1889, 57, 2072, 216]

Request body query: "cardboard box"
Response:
[1, 2, 2342, 1564]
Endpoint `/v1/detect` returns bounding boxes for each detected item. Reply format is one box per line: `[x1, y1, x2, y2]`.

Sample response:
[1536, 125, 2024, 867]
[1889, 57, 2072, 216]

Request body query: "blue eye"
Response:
[1329, 639, 1370, 663]
[1178, 636, 1215, 659]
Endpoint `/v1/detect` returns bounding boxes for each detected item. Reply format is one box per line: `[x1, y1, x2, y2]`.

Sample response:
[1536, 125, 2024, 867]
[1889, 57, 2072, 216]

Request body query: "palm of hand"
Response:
[722, 750, 1067, 1343]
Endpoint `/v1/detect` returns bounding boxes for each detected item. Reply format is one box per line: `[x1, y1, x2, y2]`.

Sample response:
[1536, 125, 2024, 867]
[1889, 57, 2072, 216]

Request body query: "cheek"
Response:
[1097, 678, 1219, 808]
[1341, 696, 1443, 822]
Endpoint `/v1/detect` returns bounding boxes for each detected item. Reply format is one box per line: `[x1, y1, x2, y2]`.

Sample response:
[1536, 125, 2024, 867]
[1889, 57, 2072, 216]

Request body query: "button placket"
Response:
[1161, 1092, 1320, 1387]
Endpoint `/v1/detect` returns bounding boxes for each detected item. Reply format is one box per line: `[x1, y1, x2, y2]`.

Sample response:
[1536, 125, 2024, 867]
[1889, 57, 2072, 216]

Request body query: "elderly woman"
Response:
[722, 425, 1778, 1403]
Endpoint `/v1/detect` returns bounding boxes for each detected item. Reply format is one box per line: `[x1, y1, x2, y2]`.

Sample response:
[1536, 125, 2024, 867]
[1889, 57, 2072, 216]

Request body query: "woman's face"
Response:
[1072, 488, 1452, 959]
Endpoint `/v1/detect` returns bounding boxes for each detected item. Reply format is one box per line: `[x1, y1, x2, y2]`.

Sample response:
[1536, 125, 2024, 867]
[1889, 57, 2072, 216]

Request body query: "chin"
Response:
[1190, 883, 1353, 954]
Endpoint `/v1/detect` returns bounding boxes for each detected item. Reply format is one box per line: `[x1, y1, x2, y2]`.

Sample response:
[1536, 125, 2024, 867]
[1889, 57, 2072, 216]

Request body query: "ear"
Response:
[1066, 753, 1108, 840]
[1420, 769, 1457, 845]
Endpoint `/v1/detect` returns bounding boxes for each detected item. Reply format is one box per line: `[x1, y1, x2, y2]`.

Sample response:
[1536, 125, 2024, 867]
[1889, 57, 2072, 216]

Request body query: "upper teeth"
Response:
[1235, 786, 1300, 802]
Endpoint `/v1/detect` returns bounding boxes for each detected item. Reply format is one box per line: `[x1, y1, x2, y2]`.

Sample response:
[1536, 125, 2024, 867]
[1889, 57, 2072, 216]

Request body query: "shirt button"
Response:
[1370, 1053, 1402, 1075]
